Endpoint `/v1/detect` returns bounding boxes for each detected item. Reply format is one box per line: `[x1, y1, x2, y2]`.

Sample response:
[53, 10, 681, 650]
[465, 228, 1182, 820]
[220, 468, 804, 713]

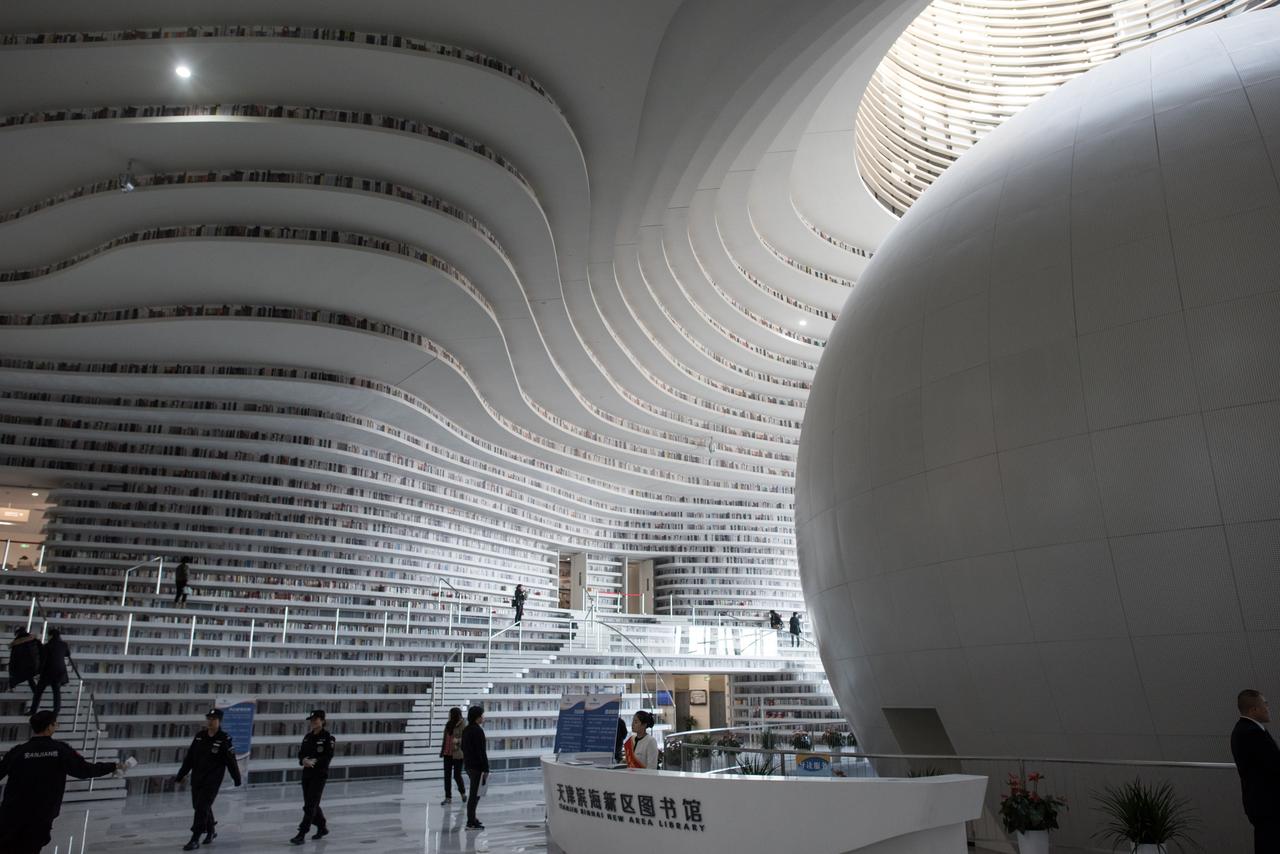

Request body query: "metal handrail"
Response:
[27, 596, 110, 789]
[119, 555, 163, 606]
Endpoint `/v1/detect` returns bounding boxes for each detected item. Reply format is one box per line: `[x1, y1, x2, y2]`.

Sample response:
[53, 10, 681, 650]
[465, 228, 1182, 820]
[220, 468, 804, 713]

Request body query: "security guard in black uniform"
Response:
[0, 711, 122, 854]
[290, 708, 336, 844]
[175, 707, 242, 850]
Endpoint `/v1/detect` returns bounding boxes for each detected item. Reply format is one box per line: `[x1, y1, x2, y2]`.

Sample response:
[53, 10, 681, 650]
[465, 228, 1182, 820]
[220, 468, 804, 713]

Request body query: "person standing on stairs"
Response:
[8, 627, 41, 700]
[461, 705, 489, 830]
[175, 707, 241, 850]
[28, 628, 69, 716]
[174, 556, 191, 606]
[439, 706, 467, 806]
[0, 711, 124, 854]
[512, 584, 527, 624]
[290, 709, 335, 844]
[789, 612, 802, 648]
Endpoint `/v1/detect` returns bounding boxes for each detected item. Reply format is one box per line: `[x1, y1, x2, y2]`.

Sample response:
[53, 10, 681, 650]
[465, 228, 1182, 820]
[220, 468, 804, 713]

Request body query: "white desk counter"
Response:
[542, 756, 986, 854]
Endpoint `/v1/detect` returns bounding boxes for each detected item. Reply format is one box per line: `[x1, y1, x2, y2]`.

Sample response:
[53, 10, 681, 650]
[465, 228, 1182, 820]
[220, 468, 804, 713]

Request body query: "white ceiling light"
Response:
[174, 64, 192, 79]
[798, 319, 808, 326]
[30, 492, 39, 496]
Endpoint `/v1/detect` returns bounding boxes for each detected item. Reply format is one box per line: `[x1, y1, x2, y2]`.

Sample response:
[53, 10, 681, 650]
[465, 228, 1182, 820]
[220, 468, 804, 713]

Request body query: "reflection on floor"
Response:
[48, 773, 561, 853]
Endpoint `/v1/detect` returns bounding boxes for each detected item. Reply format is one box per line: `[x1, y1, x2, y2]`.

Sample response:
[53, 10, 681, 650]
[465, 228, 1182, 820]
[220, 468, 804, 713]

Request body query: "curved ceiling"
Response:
[0, 0, 925, 613]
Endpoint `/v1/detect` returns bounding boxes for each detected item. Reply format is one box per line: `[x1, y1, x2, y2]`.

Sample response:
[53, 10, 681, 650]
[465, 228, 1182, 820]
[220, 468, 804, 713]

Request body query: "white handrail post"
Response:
[41, 619, 48, 643]
[153, 557, 164, 594]
[447, 603, 453, 636]
[282, 606, 289, 645]
[459, 645, 465, 682]
[2, 539, 10, 570]
[72, 680, 84, 731]
[333, 608, 340, 645]
[120, 572, 129, 607]
[122, 613, 133, 655]
[487, 609, 493, 672]
[26, 597, 35, 631]
[518, 621, 523, 652]
[188, 614, 196, 656]
[382, 611, 388, 646]
[80, 810, 89, 854]
[36, 544, 45, 572]
[247, 618, 255, 658]
[405, 602, 411, 632]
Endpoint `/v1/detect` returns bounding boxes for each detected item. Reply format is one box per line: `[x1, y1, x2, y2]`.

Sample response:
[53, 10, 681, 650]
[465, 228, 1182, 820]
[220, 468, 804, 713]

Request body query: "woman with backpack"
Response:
[439, 706, 467, 806]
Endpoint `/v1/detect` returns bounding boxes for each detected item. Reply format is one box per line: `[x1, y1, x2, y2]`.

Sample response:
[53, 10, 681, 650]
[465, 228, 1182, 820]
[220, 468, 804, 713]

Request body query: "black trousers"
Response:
[790, 632, 800, 647]
[1255, 819, 1280, 853]
[191, 784, 221, 835]
[29, 676, 60, 713]
[298, 774, 327, 833]
[466, 769, 484, 824]
[514, 606, 523, 623]
[0, 817, 50, 854]
[442, 756, 465, 798]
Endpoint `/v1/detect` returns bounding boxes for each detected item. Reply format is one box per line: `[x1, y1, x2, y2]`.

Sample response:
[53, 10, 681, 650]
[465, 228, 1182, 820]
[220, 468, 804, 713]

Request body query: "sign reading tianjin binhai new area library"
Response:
[552, 781, 706, 833]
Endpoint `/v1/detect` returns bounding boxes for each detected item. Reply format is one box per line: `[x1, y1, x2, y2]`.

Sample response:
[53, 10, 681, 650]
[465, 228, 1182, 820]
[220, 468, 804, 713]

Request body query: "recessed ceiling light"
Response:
[174, 65, 192, 79]
[798, 319, 808, 326]
[30, 492, 39, 496]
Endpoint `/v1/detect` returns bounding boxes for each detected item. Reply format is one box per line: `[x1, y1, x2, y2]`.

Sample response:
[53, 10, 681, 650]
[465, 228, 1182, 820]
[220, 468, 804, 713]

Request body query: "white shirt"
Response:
[626, 733, 659, 770]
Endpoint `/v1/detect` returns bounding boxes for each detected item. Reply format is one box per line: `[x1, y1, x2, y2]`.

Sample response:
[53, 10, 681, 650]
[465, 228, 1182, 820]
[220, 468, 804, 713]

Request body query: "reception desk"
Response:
[542, 757, 986, 854]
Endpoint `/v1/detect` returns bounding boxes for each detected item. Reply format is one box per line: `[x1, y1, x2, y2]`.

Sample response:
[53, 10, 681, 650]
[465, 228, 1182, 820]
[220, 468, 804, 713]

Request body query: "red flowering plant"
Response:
[998, 772, 1068, 834]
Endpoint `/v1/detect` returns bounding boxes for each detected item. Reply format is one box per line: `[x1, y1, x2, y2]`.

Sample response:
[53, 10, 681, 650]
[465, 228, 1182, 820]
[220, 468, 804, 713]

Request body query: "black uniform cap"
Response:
[306, 709, 326, 721]
[205, 708, 224, 719]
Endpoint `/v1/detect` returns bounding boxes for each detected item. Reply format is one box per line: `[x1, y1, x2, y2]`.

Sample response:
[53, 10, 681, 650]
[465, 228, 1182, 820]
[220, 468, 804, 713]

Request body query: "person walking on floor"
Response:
[29, 628, 70, 716]
[290, 709, 336, 844]
[788, 612, 802, 647]
[623, 710, 659, 770]
[0, 711, 123, 854]
[174, 556, 191, 605]
[8, 627, 41, 699]
[1232, 689, 1280, 853]
[175, 707, 242, 850]
[460, 705, 489, 830]
[439, 706, 467, 806]
[512, 584, 527, 624]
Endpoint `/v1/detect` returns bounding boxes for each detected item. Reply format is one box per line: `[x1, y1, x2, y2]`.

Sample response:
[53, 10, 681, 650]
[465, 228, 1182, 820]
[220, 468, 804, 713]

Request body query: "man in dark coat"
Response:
[1232, 689, 1280, 853]
[174, 556, 191, 605]
[512, 584, 527, 624]
[0, 711, 121, 854]
[290, 709, 336, 844]
[29, 628, 69, 715]
[175, 708, 242, 850]
[8, 627, 41, 694]
[788, 612, 802, 647]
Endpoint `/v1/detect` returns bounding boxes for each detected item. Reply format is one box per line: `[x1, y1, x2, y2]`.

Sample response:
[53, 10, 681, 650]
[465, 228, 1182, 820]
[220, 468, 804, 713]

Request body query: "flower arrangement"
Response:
[713, 731, 743, 757]
[790, 730, 812, 750]
[999, 772, 1068, 834]
[820, 729, 846, 749]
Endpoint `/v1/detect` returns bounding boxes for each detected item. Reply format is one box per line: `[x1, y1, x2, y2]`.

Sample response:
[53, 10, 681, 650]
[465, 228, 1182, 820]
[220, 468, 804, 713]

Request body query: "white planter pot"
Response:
[1016, 830, 1050, 854]
[1133, 846, 1166, 854]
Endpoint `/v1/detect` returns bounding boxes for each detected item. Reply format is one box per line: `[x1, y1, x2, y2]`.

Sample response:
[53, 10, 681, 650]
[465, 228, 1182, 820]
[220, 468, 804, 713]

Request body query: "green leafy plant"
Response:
[999, 772, 1067, 834]
[681, 715, 699, 732]
[759, 728, 778, 750]
[790, 730, 812, 750]
[908, 766, 948, 778]
[1091, 778, 1200, 850]
[737, 752, 776, 776]
[820, 729, 846, 749]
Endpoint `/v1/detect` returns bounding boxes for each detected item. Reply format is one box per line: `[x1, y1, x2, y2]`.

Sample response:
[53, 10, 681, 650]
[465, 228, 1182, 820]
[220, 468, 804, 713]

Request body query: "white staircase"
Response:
[403, 646, 559, 781]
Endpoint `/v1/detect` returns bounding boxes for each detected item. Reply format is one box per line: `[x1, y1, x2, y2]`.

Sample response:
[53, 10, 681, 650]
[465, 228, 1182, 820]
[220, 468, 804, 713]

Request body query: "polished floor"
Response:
[48, 773, 560, 853]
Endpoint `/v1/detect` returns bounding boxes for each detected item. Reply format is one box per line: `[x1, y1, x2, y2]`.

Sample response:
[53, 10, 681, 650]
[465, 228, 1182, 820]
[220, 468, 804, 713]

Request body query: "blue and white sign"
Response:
[793, 753, 832, 777]
[215, 697, 256, 760]
[554, 694, 621, 754]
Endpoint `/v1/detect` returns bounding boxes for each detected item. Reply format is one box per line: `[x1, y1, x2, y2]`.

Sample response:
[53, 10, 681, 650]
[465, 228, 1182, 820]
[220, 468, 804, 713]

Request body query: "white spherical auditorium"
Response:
[798, 9, 1280, 762]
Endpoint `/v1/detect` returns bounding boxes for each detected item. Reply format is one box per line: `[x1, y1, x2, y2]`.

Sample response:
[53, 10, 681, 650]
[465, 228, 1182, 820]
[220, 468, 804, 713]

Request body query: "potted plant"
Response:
[713, 731, 743, 759]
[737, 752, 777, 776]
[790, 730, 812, 750]
[759, 728, 778, 750]
[1091, 778, 1200, 853]
[681, 714, 699, 732]
[999, 772, 1067, 854]
[820, 729, 846, 750]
